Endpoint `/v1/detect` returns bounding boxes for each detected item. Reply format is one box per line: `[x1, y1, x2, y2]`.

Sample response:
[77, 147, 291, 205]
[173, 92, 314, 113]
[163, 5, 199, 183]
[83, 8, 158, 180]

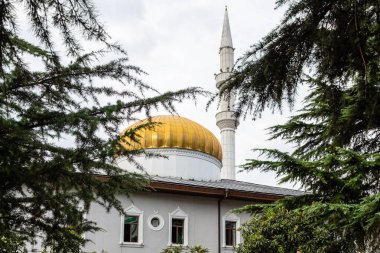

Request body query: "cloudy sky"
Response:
[87, 0, 306, 189]
[18, 0, 304, 189]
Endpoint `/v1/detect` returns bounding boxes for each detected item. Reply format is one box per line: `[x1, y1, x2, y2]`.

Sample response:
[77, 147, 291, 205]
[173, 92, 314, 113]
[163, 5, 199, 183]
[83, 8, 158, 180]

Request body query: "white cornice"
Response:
[143, 148, 222, 168]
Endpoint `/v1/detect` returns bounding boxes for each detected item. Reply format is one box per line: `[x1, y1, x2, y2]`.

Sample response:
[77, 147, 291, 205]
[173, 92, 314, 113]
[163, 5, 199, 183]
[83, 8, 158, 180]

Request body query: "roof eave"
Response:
[149, 180, 286, 202]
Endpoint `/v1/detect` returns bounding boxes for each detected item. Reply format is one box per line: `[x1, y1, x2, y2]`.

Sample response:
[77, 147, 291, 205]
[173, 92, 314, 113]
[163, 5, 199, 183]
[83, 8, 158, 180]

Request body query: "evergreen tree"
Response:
[223, 0, 380, 252]
[0, 1, 200, 252]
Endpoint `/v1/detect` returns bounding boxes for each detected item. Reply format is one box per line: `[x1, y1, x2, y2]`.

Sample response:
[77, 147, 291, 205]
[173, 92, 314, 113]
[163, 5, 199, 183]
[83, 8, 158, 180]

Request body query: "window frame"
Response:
[147, 212, 165, 231]
[225, 220, 237, 246]
[120, 204, 144, 246]
[124, 215, 139, 243]
[171, 218, 185, 244]
[168, 207, 188, 247]
[222, 212, 241, 248]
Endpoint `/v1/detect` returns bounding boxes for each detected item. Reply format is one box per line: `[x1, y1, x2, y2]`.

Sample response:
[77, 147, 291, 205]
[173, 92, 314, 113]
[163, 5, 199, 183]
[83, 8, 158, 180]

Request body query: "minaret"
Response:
[216, 7, 239, 180]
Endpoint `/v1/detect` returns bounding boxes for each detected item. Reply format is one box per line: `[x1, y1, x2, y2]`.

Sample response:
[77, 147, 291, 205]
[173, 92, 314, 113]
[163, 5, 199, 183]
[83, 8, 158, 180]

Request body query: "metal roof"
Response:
[151, 176, 303, 197]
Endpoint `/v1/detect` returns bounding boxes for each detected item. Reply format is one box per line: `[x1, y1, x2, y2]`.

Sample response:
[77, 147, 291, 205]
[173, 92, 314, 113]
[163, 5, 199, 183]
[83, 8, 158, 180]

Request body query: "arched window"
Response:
[222, 211, 241, 248]
[120, 204, 144, 247]
[168, 207, 188, 247]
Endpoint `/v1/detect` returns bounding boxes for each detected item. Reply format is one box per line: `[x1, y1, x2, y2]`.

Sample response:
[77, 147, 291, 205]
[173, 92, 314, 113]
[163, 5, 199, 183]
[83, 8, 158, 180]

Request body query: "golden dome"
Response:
[120, 115, 222, 161]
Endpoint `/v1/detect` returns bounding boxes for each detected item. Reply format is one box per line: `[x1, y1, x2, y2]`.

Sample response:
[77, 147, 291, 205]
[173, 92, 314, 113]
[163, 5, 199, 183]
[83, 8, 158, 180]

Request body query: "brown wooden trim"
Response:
[227, 189, 283, 201]
[150, 181, 225, 196]
[95, 174, 286, 202]
[149, 181, 284, 202]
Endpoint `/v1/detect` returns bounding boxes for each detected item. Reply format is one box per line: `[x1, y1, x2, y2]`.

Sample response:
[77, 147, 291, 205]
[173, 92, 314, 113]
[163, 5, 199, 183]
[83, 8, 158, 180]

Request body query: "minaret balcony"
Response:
[216, 111, 239, 130]
[215, 72, 233, 88]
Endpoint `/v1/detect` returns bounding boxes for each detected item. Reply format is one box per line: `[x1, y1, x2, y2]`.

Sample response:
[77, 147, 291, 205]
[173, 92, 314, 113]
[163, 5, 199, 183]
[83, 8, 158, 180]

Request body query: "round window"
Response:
[147, 214, 164, 230]
[151, 217, 160, 227]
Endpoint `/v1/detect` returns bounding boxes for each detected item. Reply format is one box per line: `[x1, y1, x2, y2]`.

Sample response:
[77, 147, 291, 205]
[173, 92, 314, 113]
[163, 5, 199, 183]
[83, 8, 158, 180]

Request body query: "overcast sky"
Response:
[86, 0, 306, 189]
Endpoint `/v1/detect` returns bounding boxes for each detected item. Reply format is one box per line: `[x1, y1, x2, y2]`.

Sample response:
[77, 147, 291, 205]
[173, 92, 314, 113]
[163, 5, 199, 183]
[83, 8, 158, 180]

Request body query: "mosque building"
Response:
[83, 8, 301, 253]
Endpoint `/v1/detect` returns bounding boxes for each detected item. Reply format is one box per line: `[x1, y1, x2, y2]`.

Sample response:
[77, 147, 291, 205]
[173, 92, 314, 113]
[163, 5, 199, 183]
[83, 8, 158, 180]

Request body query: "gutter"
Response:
[218, 189, 229, 253]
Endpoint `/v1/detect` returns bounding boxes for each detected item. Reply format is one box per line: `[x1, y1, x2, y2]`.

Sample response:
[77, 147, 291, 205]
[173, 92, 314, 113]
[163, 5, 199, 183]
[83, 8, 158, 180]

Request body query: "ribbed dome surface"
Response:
[121, 115, 222, 161]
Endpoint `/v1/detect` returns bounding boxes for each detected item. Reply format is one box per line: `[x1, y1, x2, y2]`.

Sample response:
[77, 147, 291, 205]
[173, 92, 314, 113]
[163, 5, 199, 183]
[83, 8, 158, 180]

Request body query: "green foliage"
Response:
[228, 0, 380, 121]
[0, 229, 26, 253]
[237, 206, 349, 253]
[243, 148, 380, 202]
[188, 245, 209, 253]
[161, 245, 209, 253]
[230, 0, 380, 252]
[161, 245, 184, 253]
[0, 0, 202, 252]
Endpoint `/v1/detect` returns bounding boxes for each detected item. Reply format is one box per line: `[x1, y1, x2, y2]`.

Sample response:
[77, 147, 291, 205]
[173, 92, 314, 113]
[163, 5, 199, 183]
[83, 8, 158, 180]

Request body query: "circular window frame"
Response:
[147, 213, 164, 231]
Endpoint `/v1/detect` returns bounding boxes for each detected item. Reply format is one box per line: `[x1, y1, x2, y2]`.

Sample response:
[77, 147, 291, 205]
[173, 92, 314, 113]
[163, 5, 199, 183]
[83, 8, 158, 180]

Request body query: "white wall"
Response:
[83, 192, 253, 253]
[117, 148, 222, 181]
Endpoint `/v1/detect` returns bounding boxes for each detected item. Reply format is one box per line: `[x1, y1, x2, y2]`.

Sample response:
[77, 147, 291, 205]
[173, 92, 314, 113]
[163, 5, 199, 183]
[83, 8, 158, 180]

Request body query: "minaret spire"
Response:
[216, 7, 239, 180]
[220, 7, 233, 49]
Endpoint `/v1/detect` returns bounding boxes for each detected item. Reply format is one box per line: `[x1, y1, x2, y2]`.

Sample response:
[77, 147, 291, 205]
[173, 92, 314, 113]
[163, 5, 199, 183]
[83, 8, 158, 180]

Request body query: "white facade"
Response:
[216, 8, 239, 180]
[83, 192, 251, 253]
[117, 148, 222, 181]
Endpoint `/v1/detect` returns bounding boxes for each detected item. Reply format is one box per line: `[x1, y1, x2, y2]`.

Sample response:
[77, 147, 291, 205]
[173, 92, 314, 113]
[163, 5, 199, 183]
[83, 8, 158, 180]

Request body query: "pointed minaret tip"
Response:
[220, 7, 233, 48]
